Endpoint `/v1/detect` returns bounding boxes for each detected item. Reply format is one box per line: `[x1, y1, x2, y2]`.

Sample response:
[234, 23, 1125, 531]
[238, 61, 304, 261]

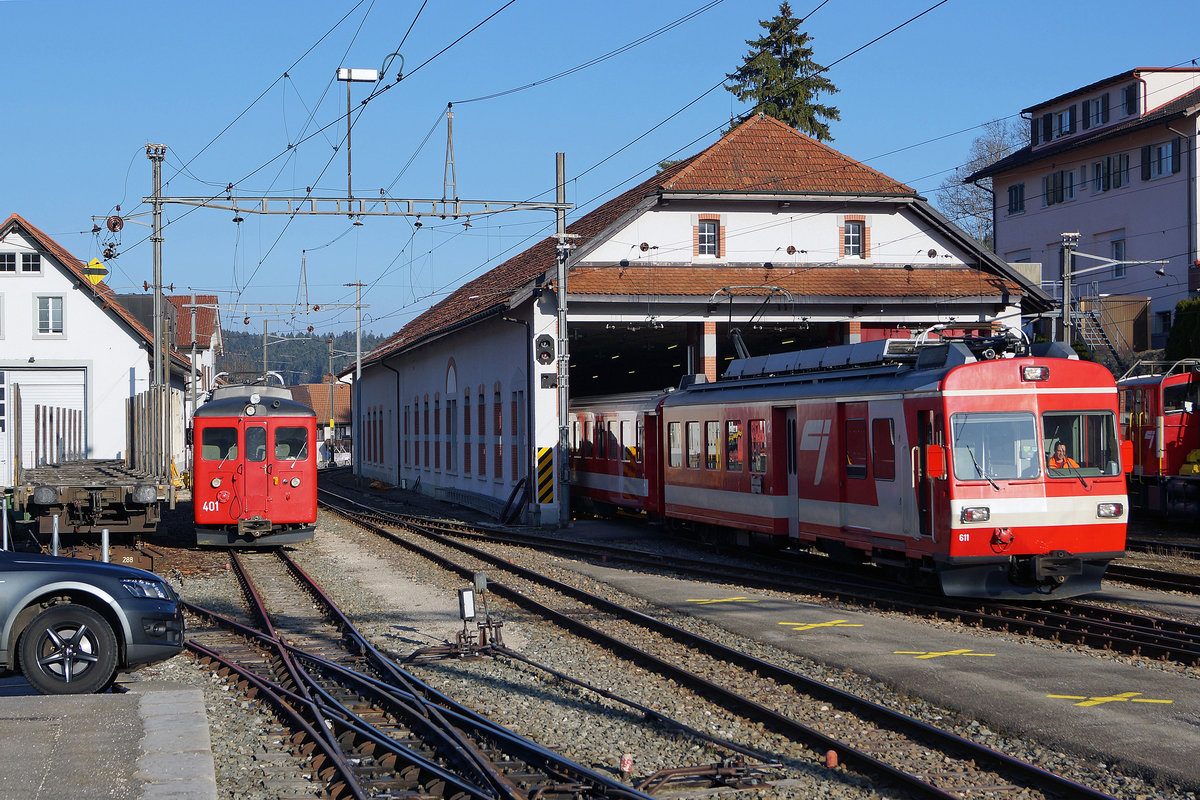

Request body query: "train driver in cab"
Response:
[1047, 442, 1079, 470]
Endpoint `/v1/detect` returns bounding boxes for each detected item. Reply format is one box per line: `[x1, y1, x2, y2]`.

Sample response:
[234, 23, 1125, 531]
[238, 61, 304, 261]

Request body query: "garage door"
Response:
[2, 368, 87, 477]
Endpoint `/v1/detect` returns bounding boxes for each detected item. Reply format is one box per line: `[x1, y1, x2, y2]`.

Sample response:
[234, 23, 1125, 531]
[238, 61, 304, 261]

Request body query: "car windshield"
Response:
[950, 412, 1041, 481]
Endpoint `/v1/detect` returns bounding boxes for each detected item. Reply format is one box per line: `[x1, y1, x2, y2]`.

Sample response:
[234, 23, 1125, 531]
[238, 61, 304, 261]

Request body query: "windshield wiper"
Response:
[964, 444, 999, 491]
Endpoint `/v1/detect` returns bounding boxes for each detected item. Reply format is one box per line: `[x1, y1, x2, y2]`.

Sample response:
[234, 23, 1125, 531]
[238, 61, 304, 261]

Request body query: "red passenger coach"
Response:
[574, 336, 1129, 599]
[191, 385, 318, 546]
[1117, 359, 1200, 516]
[568, 391, 666, 518]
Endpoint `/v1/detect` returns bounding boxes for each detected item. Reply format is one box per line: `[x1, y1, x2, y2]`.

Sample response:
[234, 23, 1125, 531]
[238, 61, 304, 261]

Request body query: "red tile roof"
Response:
[290, 382, 351, 423]
[361, 115, 951, 367]
[567, 265, 1017, 299]
[167, 294, 221, 350]
[1, 213, 190, 368]
[661, 114, 915, 196]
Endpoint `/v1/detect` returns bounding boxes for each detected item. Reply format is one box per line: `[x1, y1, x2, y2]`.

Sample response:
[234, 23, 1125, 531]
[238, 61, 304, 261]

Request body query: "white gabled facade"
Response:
[0, 214, 186, 484]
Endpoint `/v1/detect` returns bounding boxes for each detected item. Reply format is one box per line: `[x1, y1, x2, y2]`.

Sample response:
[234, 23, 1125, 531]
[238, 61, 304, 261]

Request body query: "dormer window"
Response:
[1055, 106, 1076, 138]
[1082, 93, 1110, 129]
[1122, 82, 1140, 116]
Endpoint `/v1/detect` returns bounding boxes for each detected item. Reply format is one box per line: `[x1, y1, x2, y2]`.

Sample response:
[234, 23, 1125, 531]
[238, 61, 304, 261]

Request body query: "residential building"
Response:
[0, 214, 189, 483]
[968, 68, 1200, 351]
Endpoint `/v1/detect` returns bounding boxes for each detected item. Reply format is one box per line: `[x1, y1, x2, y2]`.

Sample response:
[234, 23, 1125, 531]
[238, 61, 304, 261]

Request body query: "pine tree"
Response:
[725, 2, 840, 140]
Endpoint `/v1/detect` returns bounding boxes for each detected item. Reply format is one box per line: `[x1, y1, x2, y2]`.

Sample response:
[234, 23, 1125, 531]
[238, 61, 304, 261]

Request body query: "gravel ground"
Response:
[139, 492, 1199, 800]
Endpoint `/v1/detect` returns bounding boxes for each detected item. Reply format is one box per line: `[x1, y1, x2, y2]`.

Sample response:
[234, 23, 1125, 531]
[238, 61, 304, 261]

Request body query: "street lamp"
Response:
[336, 67, 379, 201]
[1059, 232, 1168, 343]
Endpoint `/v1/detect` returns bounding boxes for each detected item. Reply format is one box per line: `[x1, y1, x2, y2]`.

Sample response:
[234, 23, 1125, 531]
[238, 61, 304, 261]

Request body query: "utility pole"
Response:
[554, 153, 574, 527]
[1060, 232, 1080, 343]
[345, 281, 364, 483]
[146, 143, 172, 505]
[188, 293, 197, 477]
[262, 319, 269, 378]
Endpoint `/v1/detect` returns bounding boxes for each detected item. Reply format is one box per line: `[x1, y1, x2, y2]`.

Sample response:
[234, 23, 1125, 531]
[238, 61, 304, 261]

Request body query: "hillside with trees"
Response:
[216, 329, 386, 385]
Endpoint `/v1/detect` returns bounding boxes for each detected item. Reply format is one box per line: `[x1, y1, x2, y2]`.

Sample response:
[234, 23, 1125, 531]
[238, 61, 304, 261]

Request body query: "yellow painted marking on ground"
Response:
[685, 597, 758, 605]
[1047, 691, 1173, 707]
[893, 649, 996, 659]
[779, 619, 864, 631]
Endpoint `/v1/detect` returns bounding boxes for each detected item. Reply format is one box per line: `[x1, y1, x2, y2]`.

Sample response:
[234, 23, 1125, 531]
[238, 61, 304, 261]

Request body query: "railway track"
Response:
[319, 489, 1200, 667]
[185, 548, 655, 800]
[319, 488, 1125, 800]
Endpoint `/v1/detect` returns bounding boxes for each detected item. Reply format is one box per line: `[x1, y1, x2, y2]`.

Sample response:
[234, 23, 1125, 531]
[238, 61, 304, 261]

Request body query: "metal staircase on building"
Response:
[1074, 307, 1130, 374]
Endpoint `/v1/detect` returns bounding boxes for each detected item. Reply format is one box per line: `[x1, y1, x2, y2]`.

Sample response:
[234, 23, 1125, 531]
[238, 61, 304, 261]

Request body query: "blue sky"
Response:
[2, 0, 1197, 338]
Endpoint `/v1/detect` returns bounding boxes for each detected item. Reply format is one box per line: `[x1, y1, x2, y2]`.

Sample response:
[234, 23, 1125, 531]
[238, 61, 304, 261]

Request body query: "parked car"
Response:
[0, 549, 183, 694]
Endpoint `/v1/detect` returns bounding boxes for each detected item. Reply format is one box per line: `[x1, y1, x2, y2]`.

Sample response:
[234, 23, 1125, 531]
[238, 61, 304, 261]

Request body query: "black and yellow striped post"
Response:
[536, 446, 555, 504]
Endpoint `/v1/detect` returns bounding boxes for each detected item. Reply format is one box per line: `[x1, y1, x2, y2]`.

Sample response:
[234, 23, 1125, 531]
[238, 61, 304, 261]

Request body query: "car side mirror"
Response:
[1121, 439, 1133, 474]
[926, 445, 947, 480]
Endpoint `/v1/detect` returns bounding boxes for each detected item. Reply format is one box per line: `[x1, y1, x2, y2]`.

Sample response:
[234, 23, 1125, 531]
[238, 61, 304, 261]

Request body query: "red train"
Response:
[570, 337, 1130, 599]
[191, 384, 318, 546]
[1118, 359, 1200, 516]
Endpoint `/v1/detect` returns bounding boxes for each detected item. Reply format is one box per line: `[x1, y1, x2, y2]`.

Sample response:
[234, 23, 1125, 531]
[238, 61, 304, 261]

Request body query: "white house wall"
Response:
[0, 229, 152, 468]
[583, 203, 971, 269]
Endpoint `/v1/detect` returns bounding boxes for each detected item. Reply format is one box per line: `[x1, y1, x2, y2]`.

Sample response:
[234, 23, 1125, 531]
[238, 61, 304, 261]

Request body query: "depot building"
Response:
[351, 114, 1050, 524]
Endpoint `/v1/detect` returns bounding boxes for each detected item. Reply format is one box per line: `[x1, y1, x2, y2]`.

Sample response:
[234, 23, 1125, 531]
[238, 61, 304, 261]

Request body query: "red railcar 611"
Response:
[570, 337, 1129, 599]
[191, 385, 317, 546]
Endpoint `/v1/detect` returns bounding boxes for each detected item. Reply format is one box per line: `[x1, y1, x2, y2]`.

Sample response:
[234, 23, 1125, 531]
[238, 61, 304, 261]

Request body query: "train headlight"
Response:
[1021, 365, 1049, 381]
[290, 477, 301, 487]
[960, 506, 990, 523]
[244, 405, 257, 416]
[1097, 502, 1124, 518]
[210, 477, 222, 488]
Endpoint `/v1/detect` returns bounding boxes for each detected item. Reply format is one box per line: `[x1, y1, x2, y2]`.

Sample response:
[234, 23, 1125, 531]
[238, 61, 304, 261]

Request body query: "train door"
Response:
[240, 420, 269, 518]
[915, 409, 938, 538]
[839, 402, 873, 530]
[785, 408, 798, 539]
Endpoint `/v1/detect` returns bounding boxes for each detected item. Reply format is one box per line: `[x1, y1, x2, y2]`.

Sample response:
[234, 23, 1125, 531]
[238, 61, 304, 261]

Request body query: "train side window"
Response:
[872, 418, 895, 481]
[582, 421, 593, 458]
[636, 419, 644, 463]
[1163, 382, 1193, 414]
[622, 419, 635, 463]
[608, 420, 618, 461]
[705, 421, 720, 469]
[668, 422, 682, 467]
[246, 426, 267, 462]
[749, 419, 767, 473]
[726, 420, 744, 471]
[686, 421, 702, 468]
[201, 427, 238, 461]
[845, 418, 868, 479]
[275, 427, 308, 461]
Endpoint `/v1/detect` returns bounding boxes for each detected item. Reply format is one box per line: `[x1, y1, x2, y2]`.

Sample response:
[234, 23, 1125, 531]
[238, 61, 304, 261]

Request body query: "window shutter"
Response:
[1067, 104, 1076, 133]
[1124, 84, 1138, 116]
[1041, 113, 1053, 142]
[1141, 145, 1152, 180]
[1082, 100, 1091, 130]
[1030, 117, 1039, 144]
[1172, 137, 1182, 173]
[1100, 92, 1110, 123]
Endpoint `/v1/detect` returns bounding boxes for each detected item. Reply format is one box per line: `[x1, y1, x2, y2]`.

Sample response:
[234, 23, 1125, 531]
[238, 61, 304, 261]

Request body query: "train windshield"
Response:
[1042, 410, 1121, 477]
[950, 412, 1041, 481]
[275, 427, 308, 461]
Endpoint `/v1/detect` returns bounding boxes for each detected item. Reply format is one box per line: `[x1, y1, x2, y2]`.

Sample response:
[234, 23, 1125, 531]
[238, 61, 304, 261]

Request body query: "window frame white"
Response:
[34, 294, 65, 337]
[1007, 183, 1025, 215]
[697, 220, 718, 256]
[1111, 237, 1126, 279]
[843, 220, 864, 257]
[20, 253, 40, 273]
[0, 253, 14, 273]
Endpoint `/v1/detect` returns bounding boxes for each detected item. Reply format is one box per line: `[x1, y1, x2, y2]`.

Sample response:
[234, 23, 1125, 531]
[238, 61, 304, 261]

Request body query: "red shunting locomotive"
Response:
[192, 384, 317, 546]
